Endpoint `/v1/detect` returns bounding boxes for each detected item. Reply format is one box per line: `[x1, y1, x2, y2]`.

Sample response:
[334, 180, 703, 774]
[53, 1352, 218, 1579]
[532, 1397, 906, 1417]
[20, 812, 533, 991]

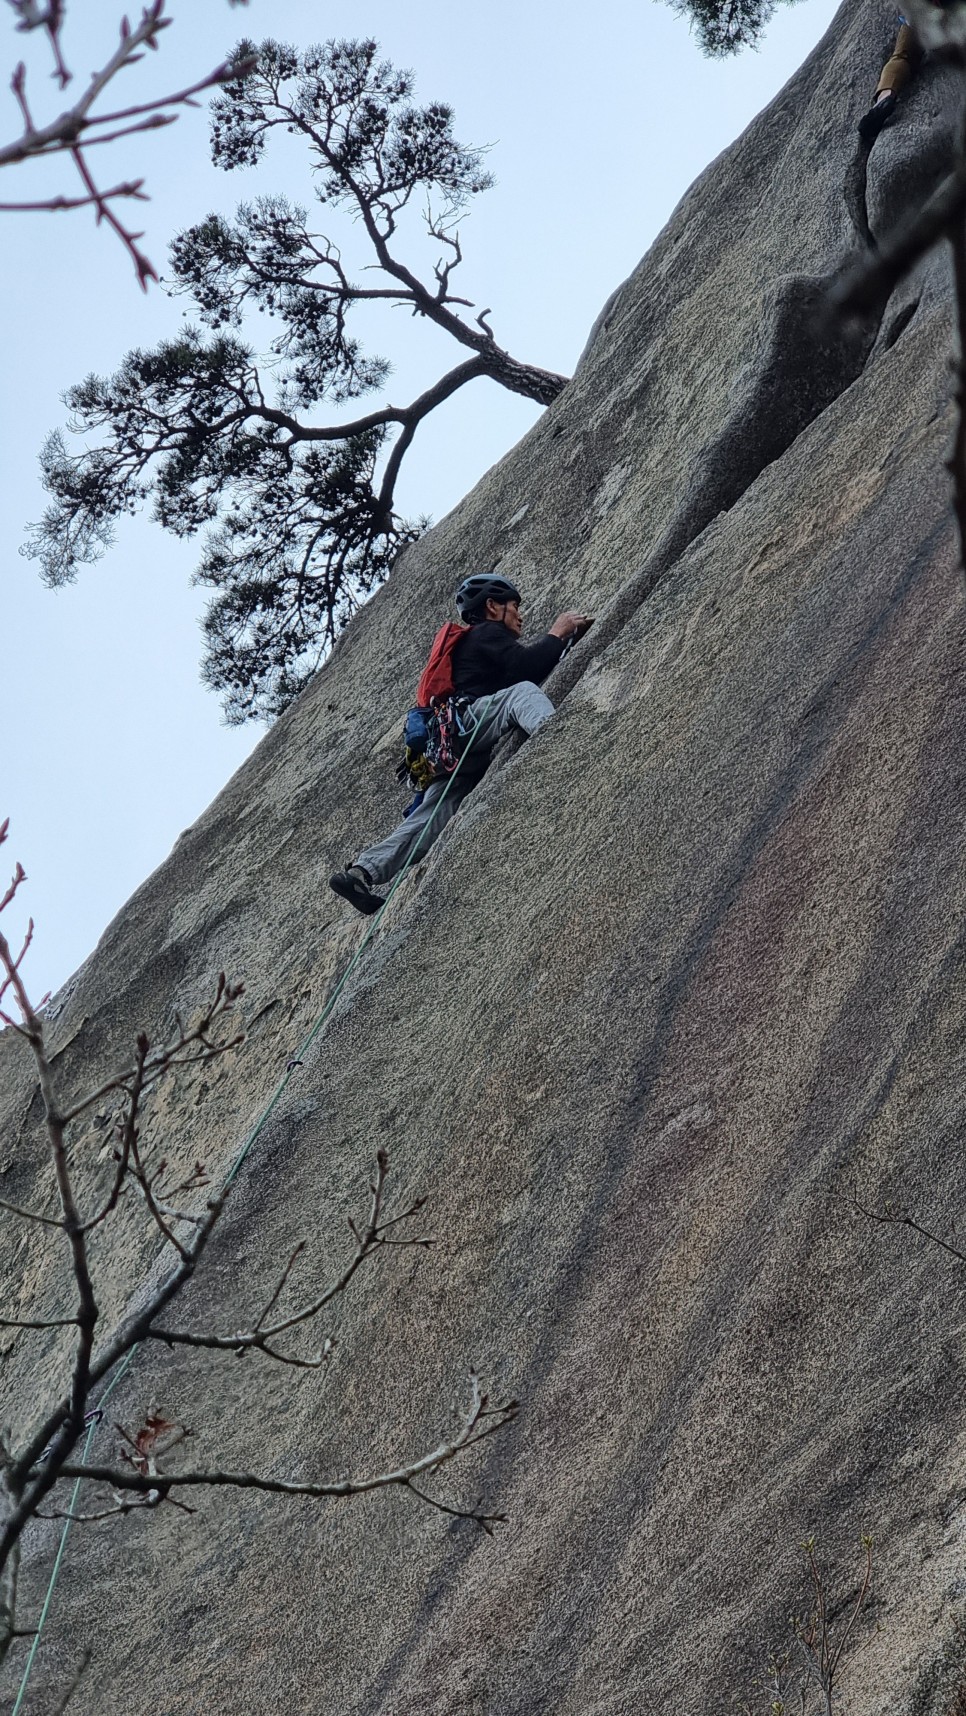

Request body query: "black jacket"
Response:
[451, 621, 564, 701]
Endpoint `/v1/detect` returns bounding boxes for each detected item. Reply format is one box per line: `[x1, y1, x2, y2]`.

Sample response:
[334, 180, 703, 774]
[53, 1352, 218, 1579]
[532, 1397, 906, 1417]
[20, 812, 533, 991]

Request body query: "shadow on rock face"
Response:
[552, 268, 883, 706]
[844, 57, 962, 253]
[559, 59, 966, 710]
[672, 271, 881, 545]
[857, 62, 964, 359]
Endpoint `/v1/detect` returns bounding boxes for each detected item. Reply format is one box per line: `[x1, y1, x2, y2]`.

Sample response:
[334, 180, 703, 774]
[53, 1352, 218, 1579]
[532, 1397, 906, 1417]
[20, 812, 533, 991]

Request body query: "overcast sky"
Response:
[2, 0, 841, 1003]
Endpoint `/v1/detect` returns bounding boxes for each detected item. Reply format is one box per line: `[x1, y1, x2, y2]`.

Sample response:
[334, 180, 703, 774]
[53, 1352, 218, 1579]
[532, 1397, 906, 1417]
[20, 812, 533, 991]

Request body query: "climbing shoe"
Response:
[329, 865, 384, 916]
[858, 92, 896, 144]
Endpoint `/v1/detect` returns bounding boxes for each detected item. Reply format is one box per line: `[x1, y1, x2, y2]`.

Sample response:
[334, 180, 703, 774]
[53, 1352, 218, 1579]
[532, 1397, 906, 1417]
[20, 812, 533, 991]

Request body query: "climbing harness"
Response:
[397, 619, 476, 799]
[12, 693, 495, 1713]
[397, 697, 473, 797]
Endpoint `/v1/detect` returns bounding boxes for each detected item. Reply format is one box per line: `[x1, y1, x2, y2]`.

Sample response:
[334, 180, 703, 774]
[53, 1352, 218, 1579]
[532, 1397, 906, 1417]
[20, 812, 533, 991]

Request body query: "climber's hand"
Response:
[550, 611, 593, 642]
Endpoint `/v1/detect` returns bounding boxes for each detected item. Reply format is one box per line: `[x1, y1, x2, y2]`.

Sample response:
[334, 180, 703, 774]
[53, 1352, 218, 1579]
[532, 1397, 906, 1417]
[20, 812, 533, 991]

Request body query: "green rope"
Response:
[226, 692, 494, 1183]
[12, 694, 494, 1710]
[11, 1346, 136, 1716]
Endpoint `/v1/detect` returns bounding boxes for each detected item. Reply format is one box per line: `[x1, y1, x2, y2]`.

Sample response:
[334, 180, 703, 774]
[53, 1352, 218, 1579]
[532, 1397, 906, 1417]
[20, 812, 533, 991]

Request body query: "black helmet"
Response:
[455, 573, 522, 623]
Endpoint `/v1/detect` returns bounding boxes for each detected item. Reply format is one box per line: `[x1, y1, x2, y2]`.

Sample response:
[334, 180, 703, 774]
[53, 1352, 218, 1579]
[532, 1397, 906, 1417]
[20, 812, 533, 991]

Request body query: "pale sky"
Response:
[2, 0, 841, 1002]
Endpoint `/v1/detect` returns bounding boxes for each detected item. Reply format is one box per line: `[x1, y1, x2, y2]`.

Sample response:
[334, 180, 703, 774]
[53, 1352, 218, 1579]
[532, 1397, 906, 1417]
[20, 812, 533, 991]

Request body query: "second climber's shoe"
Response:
[858, 92, 896, 144]
[329, 865, 384, 916]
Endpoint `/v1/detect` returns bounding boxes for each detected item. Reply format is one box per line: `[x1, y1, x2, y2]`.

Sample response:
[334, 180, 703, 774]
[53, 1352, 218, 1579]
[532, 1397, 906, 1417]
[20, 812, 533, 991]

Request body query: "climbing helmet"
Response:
[454, 573, 522, 623]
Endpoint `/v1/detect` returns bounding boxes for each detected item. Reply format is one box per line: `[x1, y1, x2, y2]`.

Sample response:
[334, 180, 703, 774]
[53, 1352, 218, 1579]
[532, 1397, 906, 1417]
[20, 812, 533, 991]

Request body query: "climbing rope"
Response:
[12, 695, 496, 1711]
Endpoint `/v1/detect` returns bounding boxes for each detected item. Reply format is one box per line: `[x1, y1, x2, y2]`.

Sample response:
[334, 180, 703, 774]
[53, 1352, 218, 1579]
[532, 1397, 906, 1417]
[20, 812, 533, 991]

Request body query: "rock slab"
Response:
[2, 0, 966, 1710]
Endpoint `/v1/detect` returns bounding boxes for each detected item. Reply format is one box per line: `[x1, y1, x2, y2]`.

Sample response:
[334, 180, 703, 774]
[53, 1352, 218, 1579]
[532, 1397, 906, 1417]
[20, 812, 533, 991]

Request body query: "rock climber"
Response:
[859, 1, 954, 143]
[329, 573, 592, 915]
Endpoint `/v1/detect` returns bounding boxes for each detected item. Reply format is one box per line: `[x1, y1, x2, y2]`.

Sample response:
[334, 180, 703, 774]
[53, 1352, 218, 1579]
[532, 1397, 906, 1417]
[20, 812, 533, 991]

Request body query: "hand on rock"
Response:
[550, 611, 594, 642]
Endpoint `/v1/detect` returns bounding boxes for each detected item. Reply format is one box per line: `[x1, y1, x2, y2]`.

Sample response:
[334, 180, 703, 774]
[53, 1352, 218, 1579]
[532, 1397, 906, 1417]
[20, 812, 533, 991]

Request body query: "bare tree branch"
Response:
[37, 1499, 154, 1522]
[253, 1240, 305, 1332]
[0, 819, 517, 1675]
[0, 821, 240, 1658]
[404, 1478, 508, 1537]
[0, 176, 145, 213]
[59, 1375, 519, 1509]
[0, 2, 256, 286]
[0, 1195, 63, 1228]
[795, 1535, 874, 1713]
[9, 0, 71, 90]
[0, 1316, 78, 1331]
[61, 972, 244, 1124]
[147, 1149, 431, 1365]
[853, 1189, 966, 1264]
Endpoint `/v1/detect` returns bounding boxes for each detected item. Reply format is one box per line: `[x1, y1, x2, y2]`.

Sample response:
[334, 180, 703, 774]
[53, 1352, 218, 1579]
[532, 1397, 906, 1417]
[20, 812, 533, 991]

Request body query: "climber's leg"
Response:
[332, 777, 471, 911]
[465, 682, 555, 750]
[859, 20, 922, 142]
[876, 21, 922, 97]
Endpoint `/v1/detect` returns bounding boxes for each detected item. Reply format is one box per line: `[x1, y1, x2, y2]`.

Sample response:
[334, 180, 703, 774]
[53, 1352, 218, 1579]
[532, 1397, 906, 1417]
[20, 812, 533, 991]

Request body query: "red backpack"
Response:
[415, 622, 468, 707]
[398, 622, 472, 795]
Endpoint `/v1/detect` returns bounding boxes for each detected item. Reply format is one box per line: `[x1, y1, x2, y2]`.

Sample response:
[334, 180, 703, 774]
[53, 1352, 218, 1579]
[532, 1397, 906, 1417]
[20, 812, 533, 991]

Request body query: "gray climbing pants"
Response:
[356, 680, 554, 886]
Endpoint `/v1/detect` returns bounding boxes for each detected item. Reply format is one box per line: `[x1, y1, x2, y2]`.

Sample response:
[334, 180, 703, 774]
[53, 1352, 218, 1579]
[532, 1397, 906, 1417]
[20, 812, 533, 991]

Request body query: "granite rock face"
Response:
[4, 1, 966, 1710]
